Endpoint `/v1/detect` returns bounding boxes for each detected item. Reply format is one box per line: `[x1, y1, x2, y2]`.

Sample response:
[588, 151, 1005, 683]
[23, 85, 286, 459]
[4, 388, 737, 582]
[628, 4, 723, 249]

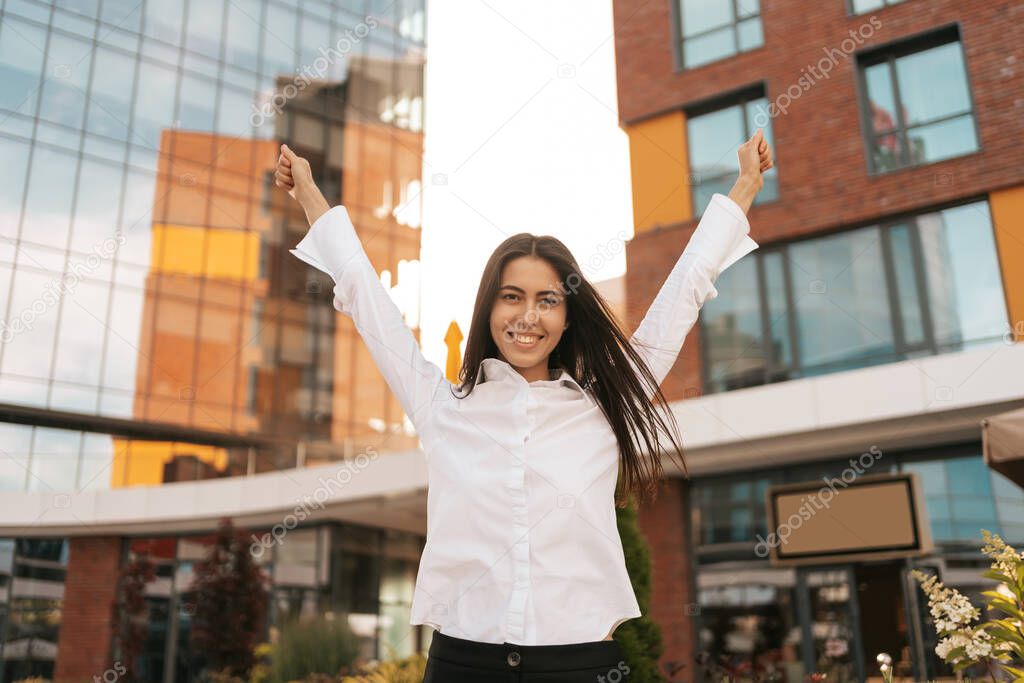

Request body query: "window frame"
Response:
[690, 439, 1024, 554]
[698, 195, 1003, 395]
[685, 83, 778, 214]
[853, 23, 982, 175]
[846, 0, 909, 16]
[670, 0, 765, 72]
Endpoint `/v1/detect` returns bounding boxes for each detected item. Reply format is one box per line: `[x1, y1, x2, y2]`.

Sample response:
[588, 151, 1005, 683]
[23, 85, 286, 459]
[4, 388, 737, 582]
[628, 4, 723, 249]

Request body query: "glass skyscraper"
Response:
[0, 0, 428, 679]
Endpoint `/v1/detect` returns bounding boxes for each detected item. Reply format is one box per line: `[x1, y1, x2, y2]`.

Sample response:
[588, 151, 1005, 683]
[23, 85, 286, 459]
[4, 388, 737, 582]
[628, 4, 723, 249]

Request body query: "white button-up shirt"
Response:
[289, 193, 757, 645]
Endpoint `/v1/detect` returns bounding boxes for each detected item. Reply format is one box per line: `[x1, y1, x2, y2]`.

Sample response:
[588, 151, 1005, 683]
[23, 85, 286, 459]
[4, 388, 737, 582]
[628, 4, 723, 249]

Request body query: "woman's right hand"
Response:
[275, 143, 314, 201]
[276, 143, 330, 225]
[727, 129, 772, 214]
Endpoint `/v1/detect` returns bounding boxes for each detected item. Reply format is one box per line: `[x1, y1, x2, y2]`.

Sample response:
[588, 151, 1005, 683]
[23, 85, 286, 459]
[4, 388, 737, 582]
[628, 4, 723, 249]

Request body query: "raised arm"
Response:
[275, 144, 450, 441]
[627, 129, 772, 399]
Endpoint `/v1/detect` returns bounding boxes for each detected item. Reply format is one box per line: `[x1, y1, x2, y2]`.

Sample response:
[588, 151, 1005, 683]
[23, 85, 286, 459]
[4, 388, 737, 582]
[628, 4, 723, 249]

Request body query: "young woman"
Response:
[275, 130, 772, 682]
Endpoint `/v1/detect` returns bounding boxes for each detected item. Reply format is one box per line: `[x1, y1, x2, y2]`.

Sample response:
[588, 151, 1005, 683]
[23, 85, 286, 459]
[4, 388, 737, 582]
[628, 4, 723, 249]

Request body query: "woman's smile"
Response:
[506, 329, 545, 349]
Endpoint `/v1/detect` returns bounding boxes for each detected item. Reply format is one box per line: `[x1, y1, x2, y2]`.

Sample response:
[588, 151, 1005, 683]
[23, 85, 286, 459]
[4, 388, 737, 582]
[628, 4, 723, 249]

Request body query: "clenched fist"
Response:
[274, 143, 330, 226]
[275, 143, 314, 201]
[738, 128, 773, 191]
[726, 128, 774, 213]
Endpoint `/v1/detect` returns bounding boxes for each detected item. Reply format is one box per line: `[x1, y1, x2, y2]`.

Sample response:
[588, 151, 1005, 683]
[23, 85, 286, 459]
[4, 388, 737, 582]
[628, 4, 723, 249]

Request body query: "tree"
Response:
[187, 517, 270, 678]
[110, 550, 156, 682]
[616, 500, 668, 682]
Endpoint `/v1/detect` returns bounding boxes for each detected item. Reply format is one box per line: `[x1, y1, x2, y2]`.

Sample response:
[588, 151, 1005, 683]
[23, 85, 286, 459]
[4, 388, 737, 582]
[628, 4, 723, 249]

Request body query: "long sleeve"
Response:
[628, 192, 759, 398]
[289, 205, 449, 440]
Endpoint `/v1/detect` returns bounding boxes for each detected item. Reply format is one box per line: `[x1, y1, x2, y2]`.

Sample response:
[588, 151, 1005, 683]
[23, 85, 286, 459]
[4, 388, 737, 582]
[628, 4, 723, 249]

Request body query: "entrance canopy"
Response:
[983, 405, 1024, 487]
[0, 449, 428, 538]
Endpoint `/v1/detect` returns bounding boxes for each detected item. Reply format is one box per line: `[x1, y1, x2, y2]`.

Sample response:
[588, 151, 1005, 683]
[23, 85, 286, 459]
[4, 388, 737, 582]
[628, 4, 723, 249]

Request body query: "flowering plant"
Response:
[909, 529, 1024, 680]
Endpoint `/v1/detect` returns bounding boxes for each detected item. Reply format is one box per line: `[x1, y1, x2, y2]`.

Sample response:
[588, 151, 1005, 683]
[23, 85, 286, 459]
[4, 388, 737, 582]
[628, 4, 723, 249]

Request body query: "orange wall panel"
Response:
[625, 110, 692, 233]
[989, 186, 1024, 342]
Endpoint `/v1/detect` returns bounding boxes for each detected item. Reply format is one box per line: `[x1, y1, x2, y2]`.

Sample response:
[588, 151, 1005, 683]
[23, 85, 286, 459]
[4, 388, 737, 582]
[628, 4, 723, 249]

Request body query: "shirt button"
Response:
[507, 651, 521, 667]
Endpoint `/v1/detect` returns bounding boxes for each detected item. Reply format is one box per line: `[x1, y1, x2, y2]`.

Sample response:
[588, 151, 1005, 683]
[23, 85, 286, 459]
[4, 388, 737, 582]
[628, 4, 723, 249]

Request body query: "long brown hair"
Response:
[453, 232, 688, 507]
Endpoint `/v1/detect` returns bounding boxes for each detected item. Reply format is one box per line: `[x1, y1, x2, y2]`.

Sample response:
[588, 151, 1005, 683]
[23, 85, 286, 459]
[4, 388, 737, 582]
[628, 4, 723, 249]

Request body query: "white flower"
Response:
[934, 628, 993, 662]
[936, 632, 970, 660]
[993, 638, 1017, 654]
[966, 628, 993, 659]
[913, 534, 1024, 670]
[980, 529, 1024, 583]
[914, 571, 980, 632]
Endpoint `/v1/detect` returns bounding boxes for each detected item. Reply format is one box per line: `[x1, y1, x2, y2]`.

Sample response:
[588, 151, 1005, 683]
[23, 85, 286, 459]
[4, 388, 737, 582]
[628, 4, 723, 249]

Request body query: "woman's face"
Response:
[489, 256, 568, 380]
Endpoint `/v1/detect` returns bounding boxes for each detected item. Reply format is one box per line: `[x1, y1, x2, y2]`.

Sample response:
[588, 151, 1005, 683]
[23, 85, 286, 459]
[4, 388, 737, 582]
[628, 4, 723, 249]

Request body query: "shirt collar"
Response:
[475, 357, 587, 393]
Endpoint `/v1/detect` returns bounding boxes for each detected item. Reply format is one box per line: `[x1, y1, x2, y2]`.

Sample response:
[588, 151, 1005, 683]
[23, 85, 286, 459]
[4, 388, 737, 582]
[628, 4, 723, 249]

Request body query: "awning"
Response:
[982, 406, 1024, 487]
[0, 450, 428, 538]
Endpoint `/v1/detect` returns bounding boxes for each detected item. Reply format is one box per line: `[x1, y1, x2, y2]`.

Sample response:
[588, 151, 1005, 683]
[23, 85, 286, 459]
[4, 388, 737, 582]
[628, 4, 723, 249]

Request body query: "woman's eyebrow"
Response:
[498, 284, 562, 296]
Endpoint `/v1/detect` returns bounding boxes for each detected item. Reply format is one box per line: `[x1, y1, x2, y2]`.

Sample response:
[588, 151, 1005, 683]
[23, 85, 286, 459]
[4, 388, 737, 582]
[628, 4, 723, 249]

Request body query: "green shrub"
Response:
[616, 500, 667, 682]
[270, 615, 361, 683]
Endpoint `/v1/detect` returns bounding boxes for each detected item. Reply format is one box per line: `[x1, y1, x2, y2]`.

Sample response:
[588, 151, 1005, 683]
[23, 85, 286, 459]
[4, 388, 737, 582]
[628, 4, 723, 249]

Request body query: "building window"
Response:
[261, 170, 274, 213]
[849, 0, 907, 14]
[0, 538, 68, 681]
[901, 452, 1024, 544]
[693, 474, 778, 550]
[692, 447, 1024, 553]
[699, 199, 1008, 394]
[857, 27, 979, 173]
[246, 365, 260, 414]
[675, 0, 763, 70]
[694, 565, 803, 682]
[686, 88, 778, 215]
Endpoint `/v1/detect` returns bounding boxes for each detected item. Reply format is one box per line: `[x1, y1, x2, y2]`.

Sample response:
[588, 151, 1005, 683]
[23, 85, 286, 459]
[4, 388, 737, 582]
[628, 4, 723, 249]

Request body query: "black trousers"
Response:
[422, 629, 631, 682]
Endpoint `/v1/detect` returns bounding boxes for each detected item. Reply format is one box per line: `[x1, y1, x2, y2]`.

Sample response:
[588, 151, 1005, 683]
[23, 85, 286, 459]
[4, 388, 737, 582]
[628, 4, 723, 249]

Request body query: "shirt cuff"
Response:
[686, 192, 759, 277]
[288, 205, 369, 279]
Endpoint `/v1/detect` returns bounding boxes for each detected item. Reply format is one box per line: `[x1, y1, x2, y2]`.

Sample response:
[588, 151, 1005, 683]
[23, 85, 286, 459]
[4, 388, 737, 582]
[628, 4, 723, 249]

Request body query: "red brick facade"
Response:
[54, 537, 122, 683]
[636, 478, 697, 680]
[614, 0, 1024, 680]
[616, 0, 1024, 402]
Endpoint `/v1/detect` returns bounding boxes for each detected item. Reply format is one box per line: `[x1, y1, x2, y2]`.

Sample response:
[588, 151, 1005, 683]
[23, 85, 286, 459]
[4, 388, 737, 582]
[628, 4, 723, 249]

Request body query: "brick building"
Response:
[612, 0, 1024, 680]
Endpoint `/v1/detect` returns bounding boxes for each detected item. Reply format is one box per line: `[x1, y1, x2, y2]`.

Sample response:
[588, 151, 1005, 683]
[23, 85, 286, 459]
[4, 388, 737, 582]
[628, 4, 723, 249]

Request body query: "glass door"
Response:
[796, 566, 865, 683]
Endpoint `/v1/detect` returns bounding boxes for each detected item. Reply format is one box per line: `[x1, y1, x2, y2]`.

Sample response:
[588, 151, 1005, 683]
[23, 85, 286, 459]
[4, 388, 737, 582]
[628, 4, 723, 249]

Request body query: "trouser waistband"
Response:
[427, 629, 624, 672]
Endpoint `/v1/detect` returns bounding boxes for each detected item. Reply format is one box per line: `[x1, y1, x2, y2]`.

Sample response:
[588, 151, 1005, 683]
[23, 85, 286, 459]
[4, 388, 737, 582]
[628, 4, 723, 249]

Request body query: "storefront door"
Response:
[795, 565, 865, 682]
[795, 560, 923, 682]
[857, 560, 916, 680]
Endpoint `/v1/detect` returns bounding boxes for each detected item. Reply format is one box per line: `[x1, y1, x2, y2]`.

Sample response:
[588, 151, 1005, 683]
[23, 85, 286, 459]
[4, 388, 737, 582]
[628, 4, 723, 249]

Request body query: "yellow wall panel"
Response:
[990, 186, 1024, 342]
[152, 223, 260, 280]
[111, 439, 229, 487]
[625, 111, 692, 233]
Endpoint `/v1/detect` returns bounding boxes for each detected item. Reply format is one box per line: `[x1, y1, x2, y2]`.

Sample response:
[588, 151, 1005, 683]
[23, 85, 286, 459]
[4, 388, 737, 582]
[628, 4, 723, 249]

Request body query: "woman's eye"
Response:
[501, 293, 518, 302]
[543, 297, 560, 306]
